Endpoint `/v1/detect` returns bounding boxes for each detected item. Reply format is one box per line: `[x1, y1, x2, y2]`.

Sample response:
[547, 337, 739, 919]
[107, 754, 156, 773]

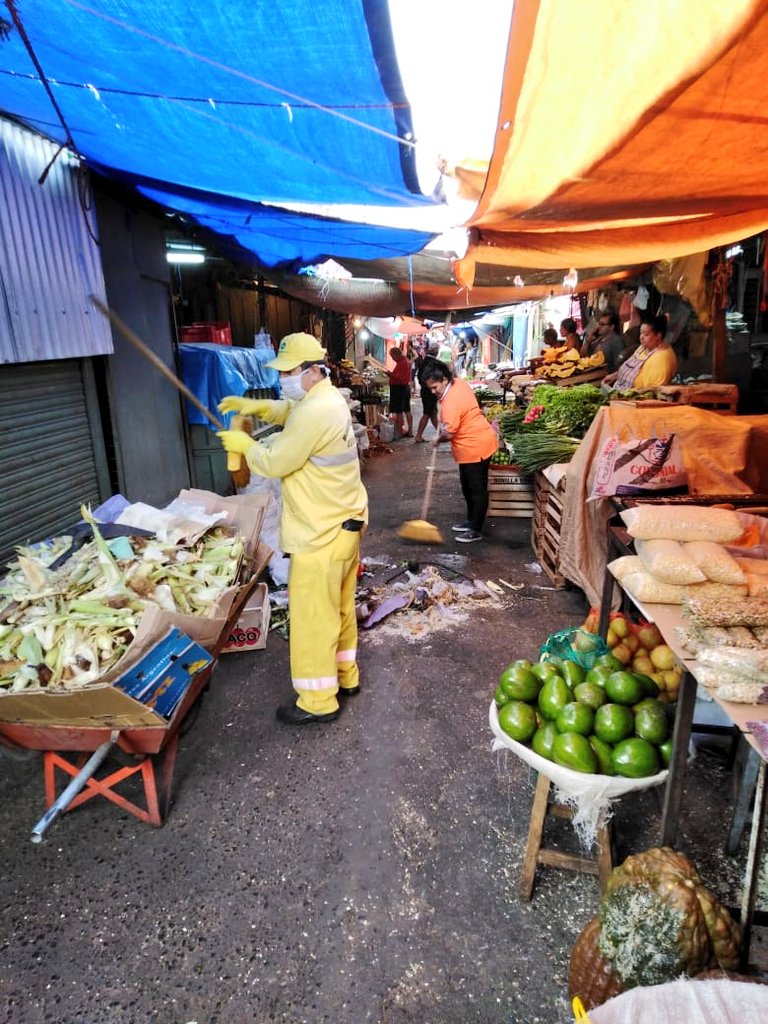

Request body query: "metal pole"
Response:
[31, 731, 119, 843]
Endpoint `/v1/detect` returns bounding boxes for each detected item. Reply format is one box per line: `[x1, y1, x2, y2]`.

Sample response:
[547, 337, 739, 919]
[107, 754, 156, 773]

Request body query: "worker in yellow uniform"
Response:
[216, 333, 368, 726]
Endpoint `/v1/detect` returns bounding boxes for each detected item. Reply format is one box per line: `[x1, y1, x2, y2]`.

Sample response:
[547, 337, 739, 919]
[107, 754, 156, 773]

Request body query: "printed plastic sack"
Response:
[540, 627, 610, 670]
[590, 431, 687, 500]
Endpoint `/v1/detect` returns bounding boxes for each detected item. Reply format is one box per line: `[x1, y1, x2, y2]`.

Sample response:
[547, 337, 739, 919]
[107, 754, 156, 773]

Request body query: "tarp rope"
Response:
[66, 0, 417, 150]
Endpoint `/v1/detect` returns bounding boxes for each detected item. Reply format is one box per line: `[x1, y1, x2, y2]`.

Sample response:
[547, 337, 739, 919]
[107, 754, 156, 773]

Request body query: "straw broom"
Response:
[397, 442, 444, 544]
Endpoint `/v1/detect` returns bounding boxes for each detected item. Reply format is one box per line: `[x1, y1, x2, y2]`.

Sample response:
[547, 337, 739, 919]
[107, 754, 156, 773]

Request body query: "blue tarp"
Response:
[139, 182, 434, 267]
[179, 343, 280, 426]
[0, 1, 437, 265]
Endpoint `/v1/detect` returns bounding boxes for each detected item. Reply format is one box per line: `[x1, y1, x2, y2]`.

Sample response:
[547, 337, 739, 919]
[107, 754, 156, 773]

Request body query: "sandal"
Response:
[414, 436, 425, 443]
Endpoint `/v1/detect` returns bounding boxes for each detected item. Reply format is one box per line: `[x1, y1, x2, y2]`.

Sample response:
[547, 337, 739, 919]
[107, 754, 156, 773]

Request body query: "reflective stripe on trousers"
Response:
[288, 527, 360, 715]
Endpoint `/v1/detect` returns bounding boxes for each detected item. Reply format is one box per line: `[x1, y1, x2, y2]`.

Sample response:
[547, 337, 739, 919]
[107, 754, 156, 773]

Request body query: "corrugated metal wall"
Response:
[0, 360, 108, 564]
[0, 118, 113, 364]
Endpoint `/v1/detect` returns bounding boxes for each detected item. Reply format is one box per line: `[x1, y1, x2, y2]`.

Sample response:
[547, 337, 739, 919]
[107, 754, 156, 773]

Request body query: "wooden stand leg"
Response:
[519, 773, 552, 900]
[660, 668, 697, 845]
[520, 773, 614, 900]
[739, 761, 767, 972]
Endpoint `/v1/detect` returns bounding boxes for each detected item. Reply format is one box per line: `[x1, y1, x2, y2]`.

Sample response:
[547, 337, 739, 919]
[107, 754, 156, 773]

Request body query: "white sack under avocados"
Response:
[489, 700, 674, 848]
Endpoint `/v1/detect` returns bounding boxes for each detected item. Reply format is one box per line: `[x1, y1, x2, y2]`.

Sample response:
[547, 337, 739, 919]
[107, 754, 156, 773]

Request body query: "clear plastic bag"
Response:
[621, 505, 743, 543]
[684, 541, 745, 585]
[635, 539, 707, 585]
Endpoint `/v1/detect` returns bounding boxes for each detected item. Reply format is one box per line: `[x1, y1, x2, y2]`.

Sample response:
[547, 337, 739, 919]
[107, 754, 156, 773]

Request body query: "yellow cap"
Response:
[266, 332, 326, 371]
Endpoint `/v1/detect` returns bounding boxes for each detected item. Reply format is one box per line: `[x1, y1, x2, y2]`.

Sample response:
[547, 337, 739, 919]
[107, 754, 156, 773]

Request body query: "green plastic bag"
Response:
[540, 627, 610, 670]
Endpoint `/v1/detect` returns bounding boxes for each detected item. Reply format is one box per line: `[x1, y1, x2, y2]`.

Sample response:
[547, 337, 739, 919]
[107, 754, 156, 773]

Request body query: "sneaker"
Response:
[456, 530, 483, 543]
[451, 521, 472, 532]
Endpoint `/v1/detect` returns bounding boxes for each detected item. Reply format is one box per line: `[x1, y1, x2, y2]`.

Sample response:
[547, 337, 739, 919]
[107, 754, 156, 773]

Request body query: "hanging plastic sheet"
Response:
[178, 344, 279, 426]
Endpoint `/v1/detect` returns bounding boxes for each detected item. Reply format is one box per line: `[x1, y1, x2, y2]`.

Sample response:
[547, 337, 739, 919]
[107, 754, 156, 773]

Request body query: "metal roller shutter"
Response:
[0, 360, 106, 565]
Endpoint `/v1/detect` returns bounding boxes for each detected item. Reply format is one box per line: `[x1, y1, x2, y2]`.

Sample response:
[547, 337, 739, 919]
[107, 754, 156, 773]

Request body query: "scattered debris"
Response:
[357, 565, 501, 641]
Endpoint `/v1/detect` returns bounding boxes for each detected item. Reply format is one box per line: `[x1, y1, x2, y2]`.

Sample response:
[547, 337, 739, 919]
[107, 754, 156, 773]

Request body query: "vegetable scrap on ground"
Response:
[355, 563, 507, 641]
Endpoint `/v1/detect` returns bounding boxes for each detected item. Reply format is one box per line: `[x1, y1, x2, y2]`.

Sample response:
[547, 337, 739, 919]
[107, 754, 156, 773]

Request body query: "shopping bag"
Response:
[589, 430, 687, 500]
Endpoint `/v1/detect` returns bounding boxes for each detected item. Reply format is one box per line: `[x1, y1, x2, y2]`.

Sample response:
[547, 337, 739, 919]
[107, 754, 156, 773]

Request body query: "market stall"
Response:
[558, 404, 768, 605]
[592, 502, 768, 970]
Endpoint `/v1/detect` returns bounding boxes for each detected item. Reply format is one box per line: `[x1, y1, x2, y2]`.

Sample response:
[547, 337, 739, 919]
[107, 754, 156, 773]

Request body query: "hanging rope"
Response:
[709, 250, 732, 319]
[4, 0, 77, 182]
[65, 0, 417, 150]
[407, 255, 415, 317]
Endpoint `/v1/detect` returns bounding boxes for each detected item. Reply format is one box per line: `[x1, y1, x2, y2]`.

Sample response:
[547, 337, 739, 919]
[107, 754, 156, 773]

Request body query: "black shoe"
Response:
[276, 703, 340, 725]
[456, 530, 483, 543]
[338, 685, 360, 697]
[451, 521, 472, 532]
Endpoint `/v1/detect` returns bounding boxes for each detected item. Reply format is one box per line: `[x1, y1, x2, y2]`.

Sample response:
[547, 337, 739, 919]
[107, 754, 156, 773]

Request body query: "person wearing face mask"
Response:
[216, 332, 368, 726]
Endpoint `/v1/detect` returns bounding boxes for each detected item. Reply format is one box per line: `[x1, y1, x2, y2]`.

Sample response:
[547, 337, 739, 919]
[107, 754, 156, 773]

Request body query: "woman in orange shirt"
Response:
[423, 363, 499, 543]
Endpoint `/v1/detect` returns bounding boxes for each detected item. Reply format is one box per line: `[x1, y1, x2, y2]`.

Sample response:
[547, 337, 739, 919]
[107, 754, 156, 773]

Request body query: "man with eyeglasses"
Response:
[581, 310, 624, 371]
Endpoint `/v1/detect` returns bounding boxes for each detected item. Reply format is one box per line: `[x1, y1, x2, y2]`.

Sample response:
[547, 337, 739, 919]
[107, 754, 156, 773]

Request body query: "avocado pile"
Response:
[494, 654, 673, 777]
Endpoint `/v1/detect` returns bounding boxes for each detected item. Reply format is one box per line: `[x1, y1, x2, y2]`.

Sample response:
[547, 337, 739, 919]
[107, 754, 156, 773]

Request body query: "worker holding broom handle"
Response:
[216, 333, 368, 726]
[422, 363, 499, 544]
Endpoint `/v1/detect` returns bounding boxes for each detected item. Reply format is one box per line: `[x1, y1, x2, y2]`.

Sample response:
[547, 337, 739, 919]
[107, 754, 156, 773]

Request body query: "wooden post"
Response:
[708, 248, 729, 382]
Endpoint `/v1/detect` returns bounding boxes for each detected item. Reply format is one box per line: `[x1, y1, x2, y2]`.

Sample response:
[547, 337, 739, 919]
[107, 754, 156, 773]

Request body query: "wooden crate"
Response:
[656, 383, 738, 415]
[530, 471, 568, 587]
[487, 466, 535, 518]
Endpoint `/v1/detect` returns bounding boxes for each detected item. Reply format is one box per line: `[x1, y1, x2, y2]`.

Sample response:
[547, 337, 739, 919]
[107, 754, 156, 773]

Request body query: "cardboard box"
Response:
[0, 490, 273, 732]
[220, 583, 271, 653]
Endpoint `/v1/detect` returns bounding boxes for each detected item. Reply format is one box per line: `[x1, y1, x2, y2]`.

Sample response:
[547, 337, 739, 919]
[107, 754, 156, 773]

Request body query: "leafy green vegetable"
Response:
[526, 384, 608, 438]
[505, 432, 581, 473]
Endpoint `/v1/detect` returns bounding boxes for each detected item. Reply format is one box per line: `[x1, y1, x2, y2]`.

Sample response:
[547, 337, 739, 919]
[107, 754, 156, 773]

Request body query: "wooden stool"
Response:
[519, 772, 614, 900]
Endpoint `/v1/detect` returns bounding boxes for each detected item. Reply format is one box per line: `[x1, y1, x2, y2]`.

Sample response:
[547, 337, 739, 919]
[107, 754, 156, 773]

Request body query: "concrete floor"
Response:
[0, 418, 761, 1023]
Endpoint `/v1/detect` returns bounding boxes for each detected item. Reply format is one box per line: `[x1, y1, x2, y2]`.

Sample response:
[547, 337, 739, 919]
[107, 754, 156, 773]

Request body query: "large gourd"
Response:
[569, 847, 741, 1010]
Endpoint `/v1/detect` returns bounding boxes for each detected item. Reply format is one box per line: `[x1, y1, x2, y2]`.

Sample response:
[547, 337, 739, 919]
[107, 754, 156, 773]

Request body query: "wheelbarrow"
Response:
[0, 573, 264, 842]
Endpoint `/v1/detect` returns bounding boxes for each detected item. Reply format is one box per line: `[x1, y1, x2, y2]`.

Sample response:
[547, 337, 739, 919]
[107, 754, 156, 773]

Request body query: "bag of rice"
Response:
[621, 571, 687, 604]
[607, 555, 645, 581]
[635, 539, 707, 585]
[684, 541, 746, 585]
[620, 505, 743, 543]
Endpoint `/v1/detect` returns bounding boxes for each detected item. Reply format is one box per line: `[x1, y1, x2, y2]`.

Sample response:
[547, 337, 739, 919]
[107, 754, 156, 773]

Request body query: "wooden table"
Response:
[597, 528, 768, 967]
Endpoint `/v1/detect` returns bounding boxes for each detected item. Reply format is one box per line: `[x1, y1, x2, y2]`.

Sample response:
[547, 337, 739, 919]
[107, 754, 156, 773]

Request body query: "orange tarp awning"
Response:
[399, 268, 640, 311]
[457, 0, 768, 283]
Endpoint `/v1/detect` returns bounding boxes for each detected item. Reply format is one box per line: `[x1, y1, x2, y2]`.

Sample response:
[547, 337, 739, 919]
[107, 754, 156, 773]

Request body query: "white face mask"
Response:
[280, 371, 306, 401]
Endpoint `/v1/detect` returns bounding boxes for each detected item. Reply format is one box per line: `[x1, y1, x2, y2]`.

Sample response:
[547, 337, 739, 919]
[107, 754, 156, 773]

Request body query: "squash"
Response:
[568, 848, 741, 1009]
[568, 916, 625, 1011]
[599, 847, 741, 988]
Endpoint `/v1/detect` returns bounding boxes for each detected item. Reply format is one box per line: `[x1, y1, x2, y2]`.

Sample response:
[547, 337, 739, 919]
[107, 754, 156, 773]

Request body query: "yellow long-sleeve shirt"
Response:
[243, 378, 368, 553]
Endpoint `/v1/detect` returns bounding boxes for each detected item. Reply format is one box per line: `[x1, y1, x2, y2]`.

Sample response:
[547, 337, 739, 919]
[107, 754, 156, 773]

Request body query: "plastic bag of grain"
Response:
[684, 593, 768, 628]
[607, 555, 645, 581]
[635, 539, 707, 585]
[684, 541, 746, 585]
[620, 504, 743, 543]
[621, 571, 687, 604]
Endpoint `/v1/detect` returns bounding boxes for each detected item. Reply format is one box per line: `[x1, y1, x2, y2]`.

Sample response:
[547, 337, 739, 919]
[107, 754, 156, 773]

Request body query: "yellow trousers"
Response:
[288, 527, 360, 715]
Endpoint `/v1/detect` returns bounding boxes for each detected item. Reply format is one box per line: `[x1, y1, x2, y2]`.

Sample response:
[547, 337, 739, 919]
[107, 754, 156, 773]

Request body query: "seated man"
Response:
[581, 310, 624, 371]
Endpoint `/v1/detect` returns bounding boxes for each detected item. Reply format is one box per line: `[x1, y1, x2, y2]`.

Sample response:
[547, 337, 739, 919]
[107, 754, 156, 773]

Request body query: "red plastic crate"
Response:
[179, 322, 232, 345]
